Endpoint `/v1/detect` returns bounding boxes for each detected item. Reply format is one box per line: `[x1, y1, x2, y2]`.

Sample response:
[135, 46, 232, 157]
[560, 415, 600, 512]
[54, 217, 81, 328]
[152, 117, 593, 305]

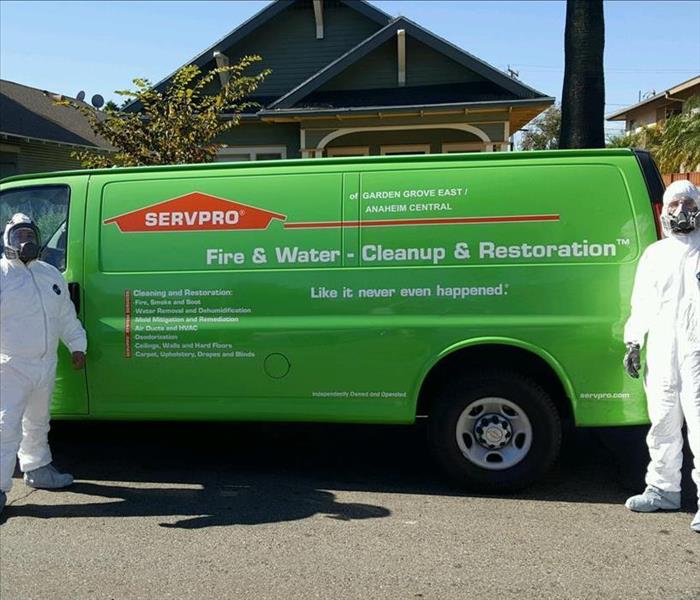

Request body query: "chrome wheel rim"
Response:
[455, 397, 533, 471]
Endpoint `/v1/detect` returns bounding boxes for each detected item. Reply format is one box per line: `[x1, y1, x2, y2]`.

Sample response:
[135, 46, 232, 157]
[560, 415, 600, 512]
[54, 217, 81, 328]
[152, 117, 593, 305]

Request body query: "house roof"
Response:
[268, 16, 549, 111]
[606, 75, 700, 121]
[125, 0, 550, 121]
[0, 79, 110, 148]
[124, 0, 392, 110]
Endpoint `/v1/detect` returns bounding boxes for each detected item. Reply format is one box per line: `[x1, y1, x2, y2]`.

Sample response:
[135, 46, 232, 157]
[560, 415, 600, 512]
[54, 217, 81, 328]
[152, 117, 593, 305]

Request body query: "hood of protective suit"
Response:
[3, 213, 33, 247]
[3, 213, 41, 263]
[661, 180, 700, 239]
[663, 180, 700, 206]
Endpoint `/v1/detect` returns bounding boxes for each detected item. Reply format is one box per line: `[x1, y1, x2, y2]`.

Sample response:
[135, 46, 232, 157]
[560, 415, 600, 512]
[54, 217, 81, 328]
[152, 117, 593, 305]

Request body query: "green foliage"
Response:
[605, 127, 662, 150]
[605, 95, 700, 172]
[655, 95, 700, 172]
[519, 105, 561, 150]
[604, 131, 635, 148]
[59, 57, 270, 168]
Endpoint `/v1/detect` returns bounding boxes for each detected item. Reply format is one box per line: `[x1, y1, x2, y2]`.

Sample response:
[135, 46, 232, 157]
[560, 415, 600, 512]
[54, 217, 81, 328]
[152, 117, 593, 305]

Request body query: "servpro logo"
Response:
[104, 192, 286, 232]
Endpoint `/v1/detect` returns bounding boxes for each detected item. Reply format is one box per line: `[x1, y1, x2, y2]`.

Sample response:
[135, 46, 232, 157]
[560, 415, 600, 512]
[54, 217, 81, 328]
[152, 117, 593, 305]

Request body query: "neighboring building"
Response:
[606, 75, 700, 133]
[130, 0, 553, 160]
[0, 80, 110, 179]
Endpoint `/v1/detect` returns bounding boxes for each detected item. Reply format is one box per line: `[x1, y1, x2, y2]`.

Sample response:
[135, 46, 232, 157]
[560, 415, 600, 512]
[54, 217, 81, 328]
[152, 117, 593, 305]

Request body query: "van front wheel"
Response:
[428, 370, 561, 492]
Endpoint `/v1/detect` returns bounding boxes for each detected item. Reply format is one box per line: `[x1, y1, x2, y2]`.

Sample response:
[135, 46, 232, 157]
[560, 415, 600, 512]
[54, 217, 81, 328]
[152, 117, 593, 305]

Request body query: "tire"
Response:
[428, 369, 561, 492]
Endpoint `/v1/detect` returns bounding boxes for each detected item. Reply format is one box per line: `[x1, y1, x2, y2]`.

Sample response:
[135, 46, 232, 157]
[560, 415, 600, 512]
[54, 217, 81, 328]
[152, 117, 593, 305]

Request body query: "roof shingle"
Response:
[0, 79, 111, 148]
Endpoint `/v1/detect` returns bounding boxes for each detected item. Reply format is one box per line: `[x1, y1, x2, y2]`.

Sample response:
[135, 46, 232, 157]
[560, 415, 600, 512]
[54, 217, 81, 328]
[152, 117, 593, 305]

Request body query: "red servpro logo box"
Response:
[104, 192, 286, 232]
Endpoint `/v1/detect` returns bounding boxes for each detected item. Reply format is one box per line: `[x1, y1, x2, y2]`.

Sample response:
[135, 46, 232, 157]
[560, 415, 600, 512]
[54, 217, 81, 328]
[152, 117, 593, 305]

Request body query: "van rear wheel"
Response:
[428, 370, 561, 492]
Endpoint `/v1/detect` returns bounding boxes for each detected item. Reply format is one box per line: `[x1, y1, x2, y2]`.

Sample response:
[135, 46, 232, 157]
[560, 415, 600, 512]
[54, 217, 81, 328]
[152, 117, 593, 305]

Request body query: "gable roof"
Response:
[125, 0, 391, 110]
[606, 75, 700, 121]
[267, 16, 548, 111]
[0, 79, 110, 148]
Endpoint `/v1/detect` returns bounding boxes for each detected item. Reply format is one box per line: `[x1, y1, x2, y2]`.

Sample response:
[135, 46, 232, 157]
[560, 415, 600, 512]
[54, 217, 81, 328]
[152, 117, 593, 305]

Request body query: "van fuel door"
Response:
[264, 353, 291, 379]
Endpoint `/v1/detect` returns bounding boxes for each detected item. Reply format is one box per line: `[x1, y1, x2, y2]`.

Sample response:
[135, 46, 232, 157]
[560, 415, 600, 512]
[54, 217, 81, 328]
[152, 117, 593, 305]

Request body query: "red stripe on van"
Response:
[283, 214, 560, 229]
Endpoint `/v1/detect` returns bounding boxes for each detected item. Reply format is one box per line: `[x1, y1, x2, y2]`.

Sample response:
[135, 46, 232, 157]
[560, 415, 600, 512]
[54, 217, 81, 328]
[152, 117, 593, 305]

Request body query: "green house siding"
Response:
[465, 122, 505, 142]
[319, 36, 487, 92]
[304, 120, 505, 150]
[217, 122, 301, 158]
[0, 138, 87, 179]
[319, 38, 397, 91]
[207, 2, 382, 99]
[404, 37, 487, 87]
[303, 112, 511, 132]
[325, 128, 486, 155]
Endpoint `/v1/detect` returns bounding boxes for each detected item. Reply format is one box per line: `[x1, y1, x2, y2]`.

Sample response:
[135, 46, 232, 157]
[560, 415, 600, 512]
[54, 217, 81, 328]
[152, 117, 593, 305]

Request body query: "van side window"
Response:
[0, 185, 71, 271]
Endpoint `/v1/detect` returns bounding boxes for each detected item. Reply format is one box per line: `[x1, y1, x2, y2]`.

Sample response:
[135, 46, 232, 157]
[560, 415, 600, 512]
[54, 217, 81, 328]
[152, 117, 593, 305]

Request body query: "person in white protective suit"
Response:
[623, 179, 700, 533]
[0, 213, 87, 515]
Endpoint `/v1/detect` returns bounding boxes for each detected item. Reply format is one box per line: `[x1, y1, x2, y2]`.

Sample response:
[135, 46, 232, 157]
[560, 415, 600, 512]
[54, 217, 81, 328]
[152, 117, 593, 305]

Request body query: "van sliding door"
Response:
[83, 169, 370, 419]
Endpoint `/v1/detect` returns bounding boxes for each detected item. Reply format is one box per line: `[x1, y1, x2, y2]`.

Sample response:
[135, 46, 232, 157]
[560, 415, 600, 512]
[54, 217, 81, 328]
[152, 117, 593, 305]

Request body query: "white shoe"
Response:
[692, 510, 700, 533]
[625, 485, 680, 512]
[23, 464, 73, 489]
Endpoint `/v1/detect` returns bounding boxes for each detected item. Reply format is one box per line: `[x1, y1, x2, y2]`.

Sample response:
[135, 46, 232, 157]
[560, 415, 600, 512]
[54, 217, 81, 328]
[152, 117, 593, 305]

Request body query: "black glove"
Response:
[623, 343, 641, 379]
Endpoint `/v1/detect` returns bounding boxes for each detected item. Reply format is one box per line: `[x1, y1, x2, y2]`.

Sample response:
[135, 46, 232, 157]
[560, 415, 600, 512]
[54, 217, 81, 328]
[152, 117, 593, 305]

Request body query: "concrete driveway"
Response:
[1, 422, 698, 599]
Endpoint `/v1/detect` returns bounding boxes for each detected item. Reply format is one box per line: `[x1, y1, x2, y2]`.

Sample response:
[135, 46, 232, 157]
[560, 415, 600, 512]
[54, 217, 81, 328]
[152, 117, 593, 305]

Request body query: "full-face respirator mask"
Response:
[661, 197, 698, 235]
[3, 215, 41, 264]
[660, 181, 700, 237]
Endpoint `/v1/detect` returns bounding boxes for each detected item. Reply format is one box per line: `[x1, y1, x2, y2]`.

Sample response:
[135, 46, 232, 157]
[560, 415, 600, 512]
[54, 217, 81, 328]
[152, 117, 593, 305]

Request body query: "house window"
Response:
[0, 152, 18, 179]
[380, 144, 431, 156]
[0, 145, 19, 179]
[326, 146, 370, 157]
[216, 146, 287, 162]
[441, 142, 485, 153]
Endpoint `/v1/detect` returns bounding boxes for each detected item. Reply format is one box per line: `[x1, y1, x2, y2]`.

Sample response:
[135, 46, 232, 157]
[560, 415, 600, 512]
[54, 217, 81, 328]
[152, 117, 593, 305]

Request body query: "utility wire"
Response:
[509, 65, 698, 73]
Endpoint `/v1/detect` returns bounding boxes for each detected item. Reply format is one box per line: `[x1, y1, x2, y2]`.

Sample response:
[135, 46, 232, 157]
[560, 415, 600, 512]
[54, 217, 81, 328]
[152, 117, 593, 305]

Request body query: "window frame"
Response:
[380, 144, 431, 156]
[0, 183, 71, 271]
[216, 145, 288, 162]
[326, 146, 370, 157]
[441, 142, 486, 153]
[0, 143, 20, 179]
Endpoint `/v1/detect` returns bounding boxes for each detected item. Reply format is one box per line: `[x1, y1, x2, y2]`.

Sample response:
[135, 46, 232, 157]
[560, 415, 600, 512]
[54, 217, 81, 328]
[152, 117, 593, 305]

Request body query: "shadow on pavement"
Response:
[2, 421, 696, 526]
[5, 479, 391, 529]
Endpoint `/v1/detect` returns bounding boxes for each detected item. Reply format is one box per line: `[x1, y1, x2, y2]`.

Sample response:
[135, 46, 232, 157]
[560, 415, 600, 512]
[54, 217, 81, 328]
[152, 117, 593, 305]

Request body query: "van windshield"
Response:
[0, 185, 70, 271]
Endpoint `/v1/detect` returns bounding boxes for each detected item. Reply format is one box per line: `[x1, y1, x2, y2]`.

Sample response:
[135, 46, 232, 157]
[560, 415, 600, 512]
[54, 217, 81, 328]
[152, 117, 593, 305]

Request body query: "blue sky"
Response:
[1, 0, 698, 134]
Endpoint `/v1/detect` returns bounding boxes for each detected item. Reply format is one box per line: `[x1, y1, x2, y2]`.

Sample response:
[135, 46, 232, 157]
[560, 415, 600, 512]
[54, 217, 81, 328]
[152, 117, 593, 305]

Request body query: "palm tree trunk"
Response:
[560, 0, 605, 149]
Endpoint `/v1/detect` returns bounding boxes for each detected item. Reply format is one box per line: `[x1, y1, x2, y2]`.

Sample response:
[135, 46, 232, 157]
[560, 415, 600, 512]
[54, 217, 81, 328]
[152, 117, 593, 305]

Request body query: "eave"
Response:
[257, 97, 554, 121]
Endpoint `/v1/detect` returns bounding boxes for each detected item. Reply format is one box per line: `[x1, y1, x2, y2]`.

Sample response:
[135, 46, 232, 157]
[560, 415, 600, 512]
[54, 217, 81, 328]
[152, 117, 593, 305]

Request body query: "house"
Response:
[606, 75, 700, 133]
[131, 0, 554, 160]
[0, 79, 110, 179]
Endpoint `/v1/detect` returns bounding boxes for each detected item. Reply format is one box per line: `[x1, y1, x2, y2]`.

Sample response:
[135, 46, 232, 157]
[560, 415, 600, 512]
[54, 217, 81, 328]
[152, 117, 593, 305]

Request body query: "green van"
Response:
[0, 149, 665, 490]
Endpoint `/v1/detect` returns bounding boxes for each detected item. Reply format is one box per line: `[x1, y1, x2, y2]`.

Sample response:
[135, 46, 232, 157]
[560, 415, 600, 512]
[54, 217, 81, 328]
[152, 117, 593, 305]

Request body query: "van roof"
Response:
[0, 148, 637, 185]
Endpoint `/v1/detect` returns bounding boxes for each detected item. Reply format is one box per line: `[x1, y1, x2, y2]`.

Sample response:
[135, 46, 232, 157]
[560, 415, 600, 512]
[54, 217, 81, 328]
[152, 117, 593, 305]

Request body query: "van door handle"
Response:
[68, 282, 81, 313]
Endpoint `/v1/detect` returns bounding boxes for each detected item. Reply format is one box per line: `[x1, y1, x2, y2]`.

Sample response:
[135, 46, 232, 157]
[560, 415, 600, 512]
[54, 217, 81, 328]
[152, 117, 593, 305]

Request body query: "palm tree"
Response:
[559, 0, 605, 149]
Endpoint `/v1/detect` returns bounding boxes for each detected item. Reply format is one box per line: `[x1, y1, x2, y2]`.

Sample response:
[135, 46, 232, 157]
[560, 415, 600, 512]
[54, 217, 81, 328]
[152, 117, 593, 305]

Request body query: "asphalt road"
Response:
[1, 422, 698, 600]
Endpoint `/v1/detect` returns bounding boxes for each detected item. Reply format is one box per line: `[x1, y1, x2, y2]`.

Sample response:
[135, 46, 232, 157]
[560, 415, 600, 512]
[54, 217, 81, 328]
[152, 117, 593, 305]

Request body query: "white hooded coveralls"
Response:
[624, 185, 700, 508]
[0, 222, 87, 493]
